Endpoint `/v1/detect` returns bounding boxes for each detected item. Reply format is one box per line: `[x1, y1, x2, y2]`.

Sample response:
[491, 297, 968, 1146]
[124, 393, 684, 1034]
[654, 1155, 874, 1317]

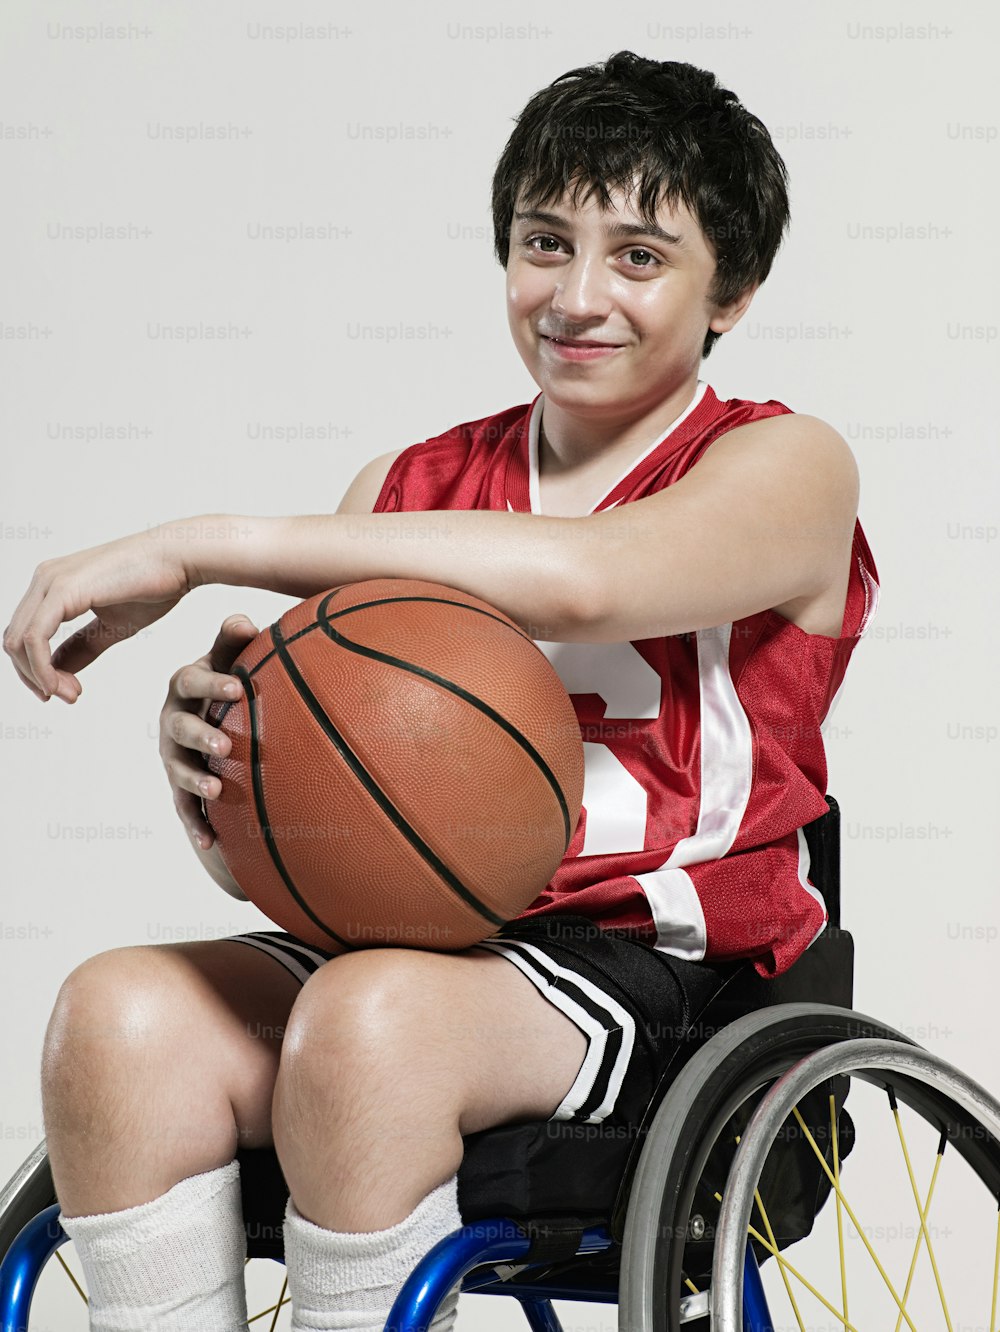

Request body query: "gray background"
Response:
[2, 1, 997, 1325]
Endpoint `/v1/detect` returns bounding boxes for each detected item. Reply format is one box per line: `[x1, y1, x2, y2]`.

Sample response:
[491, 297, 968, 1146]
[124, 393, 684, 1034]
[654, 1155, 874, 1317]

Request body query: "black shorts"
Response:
[221, 912, 738, 1131]
[223, 913, 746, 1239]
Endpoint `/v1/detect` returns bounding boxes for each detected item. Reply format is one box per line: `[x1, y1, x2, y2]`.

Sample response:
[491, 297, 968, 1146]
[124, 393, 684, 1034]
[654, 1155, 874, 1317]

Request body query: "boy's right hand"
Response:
[159, 614, 259, 850]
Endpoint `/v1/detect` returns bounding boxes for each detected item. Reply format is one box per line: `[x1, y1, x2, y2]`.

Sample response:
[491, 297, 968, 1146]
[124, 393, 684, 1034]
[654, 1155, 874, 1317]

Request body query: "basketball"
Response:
[203, 578, 585, 953]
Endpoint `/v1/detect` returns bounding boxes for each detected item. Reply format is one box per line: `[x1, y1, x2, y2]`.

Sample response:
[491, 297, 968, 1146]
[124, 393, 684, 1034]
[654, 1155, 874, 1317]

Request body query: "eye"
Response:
[522, 234, 662, 272]
[524, 234, 563, 254]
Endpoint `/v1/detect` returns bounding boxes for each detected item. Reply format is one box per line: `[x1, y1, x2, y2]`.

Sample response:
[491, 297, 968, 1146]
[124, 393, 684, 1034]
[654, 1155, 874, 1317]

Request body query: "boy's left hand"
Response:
[3, 526, 192, 703]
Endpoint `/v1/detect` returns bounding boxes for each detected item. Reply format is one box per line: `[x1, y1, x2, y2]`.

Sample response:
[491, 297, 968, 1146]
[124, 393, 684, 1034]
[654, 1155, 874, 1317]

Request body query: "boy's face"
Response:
[505, 178, 755, 421]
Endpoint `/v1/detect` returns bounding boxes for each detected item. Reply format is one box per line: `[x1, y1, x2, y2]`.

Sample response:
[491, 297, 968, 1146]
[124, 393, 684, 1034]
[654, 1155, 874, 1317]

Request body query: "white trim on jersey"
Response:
[672, 621, 755, 865]
[637, 621, 752, 962]
[526, 379, 710, 517]
[474, 938, 635, 1124]
[639, 869, 707, 962]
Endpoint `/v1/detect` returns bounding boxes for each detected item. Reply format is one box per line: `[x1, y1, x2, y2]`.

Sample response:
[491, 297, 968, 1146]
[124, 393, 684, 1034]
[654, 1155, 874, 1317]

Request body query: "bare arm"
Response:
[5, 416, 857, 699]
[189, 416, 858, 643]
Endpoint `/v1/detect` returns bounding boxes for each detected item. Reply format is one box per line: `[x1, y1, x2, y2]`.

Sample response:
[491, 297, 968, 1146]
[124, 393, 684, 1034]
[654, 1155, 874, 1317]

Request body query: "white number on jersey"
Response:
[535, 640, 662, 856]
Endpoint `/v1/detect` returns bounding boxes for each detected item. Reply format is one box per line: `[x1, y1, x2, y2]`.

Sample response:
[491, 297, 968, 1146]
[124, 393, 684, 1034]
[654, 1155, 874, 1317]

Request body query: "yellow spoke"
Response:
[830, 1093, 848, 1328]
[893, 1144, 943, 1332]
[790, 1104, 919, 1332]
[683, 1274, 700, 1295]
[711, 1184, 861, 1332]
[746, 1219, 863, 1332]
[888, 1089, 954, 1332]
[55, 1247, 89, 1305]
[267, 1273, 288, 1330]
[248, 1287, 291, 1326]
[751, 1182, 807, 1332]
[991, 1198, 1000, 1332]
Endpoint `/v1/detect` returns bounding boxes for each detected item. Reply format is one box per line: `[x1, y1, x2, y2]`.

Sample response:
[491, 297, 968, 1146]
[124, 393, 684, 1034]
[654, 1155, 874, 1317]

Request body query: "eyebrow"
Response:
[512, 208, 685, 248]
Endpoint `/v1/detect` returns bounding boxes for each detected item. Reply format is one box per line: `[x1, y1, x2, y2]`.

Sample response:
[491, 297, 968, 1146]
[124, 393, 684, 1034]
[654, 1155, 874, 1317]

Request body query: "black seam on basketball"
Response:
[236, 663, 353, 950]
[312, 591, 573, 850]
[270, 619, 507, 930]
[247, 595, 535, 680]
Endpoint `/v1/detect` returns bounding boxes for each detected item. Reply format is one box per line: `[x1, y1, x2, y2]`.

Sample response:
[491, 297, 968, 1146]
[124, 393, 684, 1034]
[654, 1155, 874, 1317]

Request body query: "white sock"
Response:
[282, 1172, 464, 1332]
[57, 1160, 249, 1332]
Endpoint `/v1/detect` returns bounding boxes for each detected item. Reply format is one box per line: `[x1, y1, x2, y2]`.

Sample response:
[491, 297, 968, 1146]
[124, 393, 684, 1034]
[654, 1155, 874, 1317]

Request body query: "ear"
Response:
[708, 281, 760, 335]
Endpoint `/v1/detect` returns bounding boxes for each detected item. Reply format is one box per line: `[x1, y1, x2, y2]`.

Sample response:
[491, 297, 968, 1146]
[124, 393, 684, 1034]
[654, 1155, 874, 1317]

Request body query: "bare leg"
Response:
[41, 939, 304, 1217]
[272, 945, 588, 1232]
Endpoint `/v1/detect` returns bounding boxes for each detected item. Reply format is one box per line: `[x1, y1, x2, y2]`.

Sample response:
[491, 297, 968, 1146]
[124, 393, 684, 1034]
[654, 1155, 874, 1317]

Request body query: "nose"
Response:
[548, 249, 613, 326]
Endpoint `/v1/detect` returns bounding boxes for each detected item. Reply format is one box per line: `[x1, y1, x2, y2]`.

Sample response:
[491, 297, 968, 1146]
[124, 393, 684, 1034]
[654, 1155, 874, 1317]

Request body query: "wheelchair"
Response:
[3, 794, 1000, 1330]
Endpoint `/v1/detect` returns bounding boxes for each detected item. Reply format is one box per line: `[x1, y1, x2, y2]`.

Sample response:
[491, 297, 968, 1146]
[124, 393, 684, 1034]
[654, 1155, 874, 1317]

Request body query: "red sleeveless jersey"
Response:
[373, 380, 880, 977]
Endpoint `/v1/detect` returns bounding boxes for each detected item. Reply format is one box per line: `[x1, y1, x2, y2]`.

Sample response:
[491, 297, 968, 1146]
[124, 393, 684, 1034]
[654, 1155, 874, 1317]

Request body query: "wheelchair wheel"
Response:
[618, 1004, 913, 1331]
[711, 1036, 1000, 1331]
[619, 1003, 1000, 1331]
[0, 1142, 295, 1329]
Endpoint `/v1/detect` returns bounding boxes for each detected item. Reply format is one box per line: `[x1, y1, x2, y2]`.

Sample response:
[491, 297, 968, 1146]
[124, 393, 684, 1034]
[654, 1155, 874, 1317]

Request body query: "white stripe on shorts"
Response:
[223, 934, 333, 987]
[473, 938, 635, 1124]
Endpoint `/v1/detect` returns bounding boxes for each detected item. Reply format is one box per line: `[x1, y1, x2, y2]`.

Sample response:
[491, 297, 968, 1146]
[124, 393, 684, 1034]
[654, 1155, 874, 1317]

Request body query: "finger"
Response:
[16, 624, 65, 700]
[166, 708, 232, 760]
[164, 740, 223, 802]
[3, 578, 48, 690]
[51, 618, 127, 685]
[12, 661, 51, 703]
[208, 615, 260, 675]
[21, 634, 79, 702]
[171, 661, 244, 705]
[173, 787, 215, 850]
[19, 587, 92, 700]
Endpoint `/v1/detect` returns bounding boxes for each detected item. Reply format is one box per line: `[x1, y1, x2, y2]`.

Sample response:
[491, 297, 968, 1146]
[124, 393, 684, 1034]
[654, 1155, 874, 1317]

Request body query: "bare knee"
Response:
[43, 947, 189, 1108]
[43, 942, 300, 1150]
[41, 944, 269, 1215]
[280, 952, 415, 1065]
[46, 947, 161, 1065]
[274, 951, 452, 1127]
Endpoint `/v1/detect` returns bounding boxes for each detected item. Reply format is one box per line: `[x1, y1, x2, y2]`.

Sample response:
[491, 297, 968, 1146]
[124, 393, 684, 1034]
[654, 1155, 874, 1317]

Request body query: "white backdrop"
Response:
[2, 2, 998, 1327]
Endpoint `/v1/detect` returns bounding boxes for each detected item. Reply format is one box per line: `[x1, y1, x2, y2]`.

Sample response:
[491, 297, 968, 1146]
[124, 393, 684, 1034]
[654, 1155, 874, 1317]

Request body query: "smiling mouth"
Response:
[542, 335, 622, 348]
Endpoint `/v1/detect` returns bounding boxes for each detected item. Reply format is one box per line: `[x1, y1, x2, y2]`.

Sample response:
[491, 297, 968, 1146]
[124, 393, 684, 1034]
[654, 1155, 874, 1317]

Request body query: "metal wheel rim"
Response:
[711, 1037, 1000, 1332]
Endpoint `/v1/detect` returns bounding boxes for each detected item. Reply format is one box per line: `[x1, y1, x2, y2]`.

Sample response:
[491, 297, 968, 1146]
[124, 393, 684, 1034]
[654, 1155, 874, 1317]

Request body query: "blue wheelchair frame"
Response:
[1, 1205, 774, 1331]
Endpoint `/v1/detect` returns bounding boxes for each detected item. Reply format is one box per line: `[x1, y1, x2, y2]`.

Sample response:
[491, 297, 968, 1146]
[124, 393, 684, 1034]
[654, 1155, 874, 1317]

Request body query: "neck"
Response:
[539, 377, 703, 477]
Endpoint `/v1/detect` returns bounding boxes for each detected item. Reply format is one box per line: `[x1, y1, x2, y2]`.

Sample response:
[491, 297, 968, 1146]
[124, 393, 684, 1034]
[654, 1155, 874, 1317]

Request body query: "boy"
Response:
[5, 51, 877, 1332]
